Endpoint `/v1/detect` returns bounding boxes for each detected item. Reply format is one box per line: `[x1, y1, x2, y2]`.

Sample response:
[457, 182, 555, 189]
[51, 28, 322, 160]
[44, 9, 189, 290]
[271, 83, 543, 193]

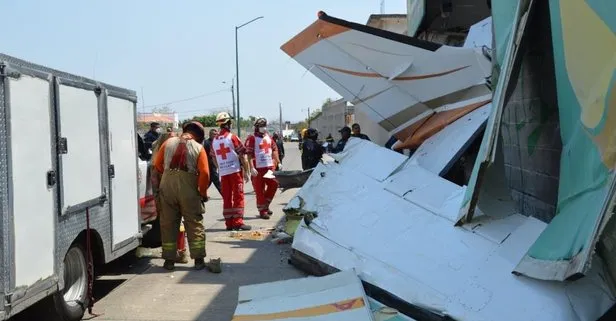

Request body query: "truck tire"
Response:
[51, 243, 90, 321]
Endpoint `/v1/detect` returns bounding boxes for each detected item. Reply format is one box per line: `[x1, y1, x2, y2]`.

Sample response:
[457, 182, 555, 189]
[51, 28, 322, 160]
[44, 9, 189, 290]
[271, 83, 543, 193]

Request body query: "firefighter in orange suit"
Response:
[210, 112, 252, 231]
[152, 121, 210, 271]
[245, 118, 280, 219]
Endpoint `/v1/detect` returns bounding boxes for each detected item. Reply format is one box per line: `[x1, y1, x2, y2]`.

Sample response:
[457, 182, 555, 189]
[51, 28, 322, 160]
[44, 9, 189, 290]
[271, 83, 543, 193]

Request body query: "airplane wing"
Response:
[281, 11, 492, 149]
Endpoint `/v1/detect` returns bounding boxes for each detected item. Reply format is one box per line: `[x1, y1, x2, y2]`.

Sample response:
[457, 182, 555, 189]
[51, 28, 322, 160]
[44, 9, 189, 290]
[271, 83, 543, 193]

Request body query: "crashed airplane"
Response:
[276, 1, 616, 320]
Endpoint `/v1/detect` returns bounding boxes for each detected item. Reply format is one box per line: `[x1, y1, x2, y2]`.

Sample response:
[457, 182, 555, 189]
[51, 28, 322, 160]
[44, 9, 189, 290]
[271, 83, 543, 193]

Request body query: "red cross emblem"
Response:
[259, 139, 271, 154]
[216, 143, 232, 160]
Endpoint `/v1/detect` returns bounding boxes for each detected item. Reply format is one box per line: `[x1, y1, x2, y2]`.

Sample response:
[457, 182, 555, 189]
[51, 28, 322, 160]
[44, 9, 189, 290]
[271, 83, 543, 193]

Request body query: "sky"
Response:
[2, 0, 407, 122]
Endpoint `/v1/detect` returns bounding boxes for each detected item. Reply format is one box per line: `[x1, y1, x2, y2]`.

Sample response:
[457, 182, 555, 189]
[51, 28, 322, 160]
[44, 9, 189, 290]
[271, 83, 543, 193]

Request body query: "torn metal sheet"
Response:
[457, 0, 534, 225]
[406, 103, 490, 176]
[328, 138, 407, 182]
[463, 17, 493, 50]
[280, 12, 492, 150]
[513, 0, 616, 281]
[290, 145, 614, 320]
[232, 270, 375, 321]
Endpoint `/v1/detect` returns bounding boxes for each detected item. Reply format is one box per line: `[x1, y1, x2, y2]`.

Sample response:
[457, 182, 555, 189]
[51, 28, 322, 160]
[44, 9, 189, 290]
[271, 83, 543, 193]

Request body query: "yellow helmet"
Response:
[216, 112, 232, 125]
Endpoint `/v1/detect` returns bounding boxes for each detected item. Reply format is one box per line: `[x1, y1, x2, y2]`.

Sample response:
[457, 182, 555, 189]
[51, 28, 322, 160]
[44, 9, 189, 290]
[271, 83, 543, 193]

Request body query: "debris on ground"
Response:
[232, 270, 376, 321]
[206, 258, 222, 274]
[135, 246, 162, 258]
[270, 231, 293, 244]
[282, 196, 318, 237]
[229, 228, 273, 241]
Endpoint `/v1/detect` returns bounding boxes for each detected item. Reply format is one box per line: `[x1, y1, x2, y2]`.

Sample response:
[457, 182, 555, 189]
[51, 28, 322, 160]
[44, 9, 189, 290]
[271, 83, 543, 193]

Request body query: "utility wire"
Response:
[142, 88, 229, 109]
[175, 106, 232, 115]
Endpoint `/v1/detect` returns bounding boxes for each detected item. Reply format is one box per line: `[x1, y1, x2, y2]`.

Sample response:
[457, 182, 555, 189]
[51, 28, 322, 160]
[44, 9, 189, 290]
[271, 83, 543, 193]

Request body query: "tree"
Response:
[180, 114, 257, 130]
[152, 105, 172, 114]
[321, 98, 334, 109]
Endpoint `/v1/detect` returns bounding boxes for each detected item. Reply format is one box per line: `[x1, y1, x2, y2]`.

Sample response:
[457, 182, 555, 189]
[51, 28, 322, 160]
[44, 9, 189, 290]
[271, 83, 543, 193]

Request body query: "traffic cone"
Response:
[176, 222, 188, 263]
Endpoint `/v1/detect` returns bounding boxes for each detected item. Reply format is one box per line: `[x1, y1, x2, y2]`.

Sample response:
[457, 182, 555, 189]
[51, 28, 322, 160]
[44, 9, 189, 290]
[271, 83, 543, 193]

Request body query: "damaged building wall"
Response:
[500, 0, 561, 223]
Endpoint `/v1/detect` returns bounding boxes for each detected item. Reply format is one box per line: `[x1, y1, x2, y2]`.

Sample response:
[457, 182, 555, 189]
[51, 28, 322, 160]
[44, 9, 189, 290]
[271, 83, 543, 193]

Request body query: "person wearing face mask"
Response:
[245, 118, 280, 219]
[210, 112, 252, 231]
[144, 122, 162, 151]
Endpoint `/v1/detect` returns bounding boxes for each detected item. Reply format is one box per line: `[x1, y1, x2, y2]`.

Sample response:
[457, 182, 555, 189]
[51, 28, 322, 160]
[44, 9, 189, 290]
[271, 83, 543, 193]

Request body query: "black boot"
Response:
[194, 258, 206, 270]
[236, 224, 252, 231]
[163, 259, 175, 271]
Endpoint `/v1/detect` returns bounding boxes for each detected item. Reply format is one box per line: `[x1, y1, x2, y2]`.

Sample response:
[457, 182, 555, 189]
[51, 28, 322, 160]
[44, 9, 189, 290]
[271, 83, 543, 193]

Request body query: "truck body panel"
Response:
[0, 53, 142, 319]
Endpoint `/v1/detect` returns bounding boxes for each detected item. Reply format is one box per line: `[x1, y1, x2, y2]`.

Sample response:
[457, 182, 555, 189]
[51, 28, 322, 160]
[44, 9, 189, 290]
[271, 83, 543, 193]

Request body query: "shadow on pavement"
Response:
[179, 217, 304, 321]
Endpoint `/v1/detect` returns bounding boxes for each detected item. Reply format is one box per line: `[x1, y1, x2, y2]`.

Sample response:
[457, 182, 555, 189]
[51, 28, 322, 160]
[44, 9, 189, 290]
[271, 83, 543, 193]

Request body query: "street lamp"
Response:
[235, 15, 264, 138]
[222, 78, 236, 131]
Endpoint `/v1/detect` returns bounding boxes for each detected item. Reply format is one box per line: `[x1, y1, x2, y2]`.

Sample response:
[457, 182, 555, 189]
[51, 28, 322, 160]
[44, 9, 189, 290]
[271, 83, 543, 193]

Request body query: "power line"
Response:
[174, 106, 232, 115]
[142, 88, 229, 109]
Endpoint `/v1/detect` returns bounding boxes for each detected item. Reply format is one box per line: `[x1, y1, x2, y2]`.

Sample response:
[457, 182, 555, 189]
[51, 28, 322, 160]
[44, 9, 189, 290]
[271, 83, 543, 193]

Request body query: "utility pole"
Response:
[231, 82, 236, 132]
[307, 107, 311, 127]
[279, 102, 283, 134]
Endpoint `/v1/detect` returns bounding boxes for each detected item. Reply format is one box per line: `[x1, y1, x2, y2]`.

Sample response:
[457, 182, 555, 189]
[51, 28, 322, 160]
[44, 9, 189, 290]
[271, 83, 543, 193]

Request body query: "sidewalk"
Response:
[89, 143, 305, 321]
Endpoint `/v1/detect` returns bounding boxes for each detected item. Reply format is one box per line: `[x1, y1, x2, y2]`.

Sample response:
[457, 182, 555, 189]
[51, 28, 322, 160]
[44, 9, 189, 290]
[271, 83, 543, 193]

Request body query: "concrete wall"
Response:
[366, 14, 408, 35]
[500, 0, 561, 223]
[354, 108, 390, 146]
[311, 99, 348, 138]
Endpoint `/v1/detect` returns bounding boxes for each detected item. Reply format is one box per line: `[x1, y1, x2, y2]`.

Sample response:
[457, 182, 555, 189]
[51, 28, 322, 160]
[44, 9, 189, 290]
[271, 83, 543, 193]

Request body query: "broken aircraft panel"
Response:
[513, 0, 616, 281]
[289, 140, 614, 321]
[232, 270, 377, 321]
[456, 0, 616, 282]
[280, 11, 492, 151]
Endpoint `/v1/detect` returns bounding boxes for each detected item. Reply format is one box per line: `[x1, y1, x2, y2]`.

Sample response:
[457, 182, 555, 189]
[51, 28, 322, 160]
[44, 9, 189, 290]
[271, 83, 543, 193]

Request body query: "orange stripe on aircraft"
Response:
[318, 64, 470, 81]
[231, 297, 366, 321]
[281, 20, 350, 57]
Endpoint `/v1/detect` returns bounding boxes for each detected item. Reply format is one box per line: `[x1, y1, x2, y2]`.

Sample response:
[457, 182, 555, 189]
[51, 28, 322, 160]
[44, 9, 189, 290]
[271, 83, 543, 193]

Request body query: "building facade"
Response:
[310, 98, 349, 138]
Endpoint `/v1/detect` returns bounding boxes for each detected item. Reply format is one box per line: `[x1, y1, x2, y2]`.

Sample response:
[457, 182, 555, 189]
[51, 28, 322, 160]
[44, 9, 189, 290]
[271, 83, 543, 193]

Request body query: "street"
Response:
[10, 142, 304, 321]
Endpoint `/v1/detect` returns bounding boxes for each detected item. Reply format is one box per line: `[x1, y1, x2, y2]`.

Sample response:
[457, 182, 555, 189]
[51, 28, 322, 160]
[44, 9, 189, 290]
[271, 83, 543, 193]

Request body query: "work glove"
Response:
[250, 168, 258, 177]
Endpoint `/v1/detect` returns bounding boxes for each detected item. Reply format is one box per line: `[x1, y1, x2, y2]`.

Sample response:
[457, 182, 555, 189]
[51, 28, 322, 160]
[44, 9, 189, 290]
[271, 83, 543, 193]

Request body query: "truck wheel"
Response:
[52, 244, 90, 321]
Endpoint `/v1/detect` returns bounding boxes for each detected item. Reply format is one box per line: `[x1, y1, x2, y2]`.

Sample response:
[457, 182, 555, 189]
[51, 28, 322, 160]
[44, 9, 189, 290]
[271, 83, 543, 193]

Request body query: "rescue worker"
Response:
[152, 121, 210, 271]
[272, 132, 285, 169]
[210, 112, 252, 231]
[203, 128, 222, 194]
[325, 133, 335, 153]
[245, 118, 281, 219]
[144, 122, 162, 150]
[351, 123, 371, 141]
[150, 131, 189, 264]
[301, 128, 324, 170]
[331, 126, 351, 153]
[299, 128, 307, 150]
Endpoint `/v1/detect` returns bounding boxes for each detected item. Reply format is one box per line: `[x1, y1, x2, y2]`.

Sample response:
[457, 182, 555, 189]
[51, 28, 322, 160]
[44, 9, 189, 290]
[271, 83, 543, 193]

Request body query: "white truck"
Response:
[0, 53, 148, 321]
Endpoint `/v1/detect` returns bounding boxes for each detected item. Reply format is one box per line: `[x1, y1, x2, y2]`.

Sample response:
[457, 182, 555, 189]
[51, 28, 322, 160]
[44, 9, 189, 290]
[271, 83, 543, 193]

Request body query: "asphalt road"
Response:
[10, 142, 305, 321]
